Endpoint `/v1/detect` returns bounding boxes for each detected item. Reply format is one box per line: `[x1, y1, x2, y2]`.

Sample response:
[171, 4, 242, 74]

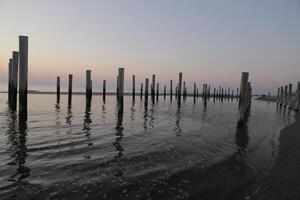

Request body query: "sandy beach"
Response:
[245, 111, 300, 200]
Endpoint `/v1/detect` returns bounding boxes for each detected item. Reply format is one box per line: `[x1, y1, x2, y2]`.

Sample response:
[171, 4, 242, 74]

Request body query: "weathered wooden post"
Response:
[11, 51, 19, 111]
[116, 76, 119, 100]
[156, 83, 159, 101]
[213, 88, 216, 102]
[277, 87, 280, 106]
[140, 83, 143, 99]
[193, 82, 196, 102]
[268, 92, 270, 104]
[295, 82, 300, 111]
[68, 74, 73, 105]
[145, 78, 149, 107]
[170, 80, 173, 101]
[284, 85, 288, 107]
[86, 70, 92, 105]
[164, 85, 166, 99]
[132, 75, 135, 101]
[151, 74, 156, 103]
[19, 36, 28, 120]
[238, 72, 249, 126]
[103, 80, 106, 102]
[117, 68, 124, 110]
[178, 72, 182, 106]
[56, 76, 60, 102]
[8, 59, 13, 106]
[288, 83, 292, 108]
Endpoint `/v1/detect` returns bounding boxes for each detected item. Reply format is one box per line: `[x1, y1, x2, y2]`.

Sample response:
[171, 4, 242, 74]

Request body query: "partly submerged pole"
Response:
[277, 87, 280, 106]
[164, 85, 166, 99]
[68, 74, 73, 106]
[11, 51, 19, 111]
[8, 59, 12, 106]
[288, 83, 292, 108]
[56, 76, 60, 102]
[193, 82, 196, 102]
[117, 68, 124, 110]
[86, 70, 92, 104]
[295, 82, 300, 111]
[238, 72, 249, 126]
[145, 78, 149, 107]
[156, 83, 159, 101]
[103, 80, 106, 102]
[140, 83, 143, 99]
[284, 85, 288, 107]
[19, 36, 28, 120]
[132, 75, 135, 101]
[170, 80, 173, 101]
[151, 74, 156, 103]
[178, 72, 182, 106]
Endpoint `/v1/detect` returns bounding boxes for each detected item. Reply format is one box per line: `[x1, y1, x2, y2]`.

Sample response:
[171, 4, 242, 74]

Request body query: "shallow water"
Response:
[0, 94, 294, 199]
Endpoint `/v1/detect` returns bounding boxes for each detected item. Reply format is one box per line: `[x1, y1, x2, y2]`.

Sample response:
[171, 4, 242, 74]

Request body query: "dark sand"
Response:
[245, 112, 300, 200]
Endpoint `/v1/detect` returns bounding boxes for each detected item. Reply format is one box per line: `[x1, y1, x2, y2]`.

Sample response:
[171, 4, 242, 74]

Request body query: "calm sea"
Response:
[0, 93, 294, 199]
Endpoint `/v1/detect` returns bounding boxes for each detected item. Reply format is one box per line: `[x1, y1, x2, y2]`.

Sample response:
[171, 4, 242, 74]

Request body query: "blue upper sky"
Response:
[0, 0, 300, 94]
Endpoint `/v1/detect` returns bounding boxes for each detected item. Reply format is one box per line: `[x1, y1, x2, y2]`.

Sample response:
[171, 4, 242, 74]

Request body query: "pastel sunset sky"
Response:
[1, 0, 300, 94]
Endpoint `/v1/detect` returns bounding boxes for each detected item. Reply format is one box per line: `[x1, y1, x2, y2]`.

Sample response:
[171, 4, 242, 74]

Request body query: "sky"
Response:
[0, 0, 300, 94]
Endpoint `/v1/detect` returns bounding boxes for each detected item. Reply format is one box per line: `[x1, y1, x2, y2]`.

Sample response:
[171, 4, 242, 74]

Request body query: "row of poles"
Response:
[275, 82, 300, 111]
[7, 36, 251, 126]
[7, 36, 28, 120]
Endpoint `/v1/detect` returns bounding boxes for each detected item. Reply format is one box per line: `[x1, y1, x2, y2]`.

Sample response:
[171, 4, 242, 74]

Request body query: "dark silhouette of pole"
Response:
[68, 74, 73, 106]
[103, 80, 106, 103]
[170, 80, 173, 101]
[178, 72, 182, 106]
[132, 75, 135, 101]
[145, 78, 149, 107]
[140, 83, 143, 99]
[11, 51, 19, 111]
[56, 76, 60, 102]
[19, 36, 28, 120]
[117, 68, 124, 110]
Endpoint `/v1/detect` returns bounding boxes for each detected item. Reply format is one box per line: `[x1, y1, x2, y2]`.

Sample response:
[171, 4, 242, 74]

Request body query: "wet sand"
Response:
[248, 112, 300, 200]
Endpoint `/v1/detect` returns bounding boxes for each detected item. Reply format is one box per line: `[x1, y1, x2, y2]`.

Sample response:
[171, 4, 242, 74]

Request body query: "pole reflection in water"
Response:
[143, 105, 149, 131]
[7, 115, 30, 183]
[149, 103, 155, 128]
[130, 100, 135, 121]
[113, 107, 124, 159]
[65, 105, 73, 125]
[174, 105, 182, 136]
[101, 102, 106, 123]
[55, 101, 61, 134]
[83, 103, 93, 158]
[235, 107, 250, 154]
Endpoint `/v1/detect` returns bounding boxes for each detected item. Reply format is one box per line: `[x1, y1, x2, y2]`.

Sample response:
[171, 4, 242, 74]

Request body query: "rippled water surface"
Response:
[0, 93, 294, 199]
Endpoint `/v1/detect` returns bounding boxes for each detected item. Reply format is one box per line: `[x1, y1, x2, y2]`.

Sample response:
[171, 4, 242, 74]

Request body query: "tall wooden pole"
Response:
[156, 83, 159, 101]
[11, 51, 19, 111]
[19, 36, 28, 120]
[86, 70, 92, 105]
[145, 78, 149, 107]
[288, 83, 292, 108]
[56, 76, 60, 102]
[68, 74, 73, 106]
[238, 72, 249, 125]
[164, 85, 166, 99]
[151, 74, 156, 103]
[103, 80, 106, 102]
[140, 83, 143, 99]
[170, 80, 173, 101]
[117, 68, 124, 110]
[132, 75, 135, 101]
[178, 72, 182, 106]
[8, 59, 12, 106]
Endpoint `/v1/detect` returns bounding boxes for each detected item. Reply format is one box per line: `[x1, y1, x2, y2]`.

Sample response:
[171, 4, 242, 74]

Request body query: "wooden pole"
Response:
[277, 87, 280, 105]
[8, 59, 12, 106]
[295, 82, 300, 111]
[11, 51, 19, 111]
[268, 92, 270, 104]
[288, 83, 292, 108]
[117, 68, 124, 110]
[68, 74, 73, 106]
[238, 72, 249, 125]
[140, 83, 143, 99]
[170, 80, 173, 101]
[204, 84, 207, 107]
[103, 80, 106, 102]
[213, 88, 216, 102]
[151, 74, 156, 103]
[164, 85, 166, 99]
[178, 72, 182, 106]
[19, 36, 28, 120]
[145, 78, 149, 107]
[116, 75, 119, 100]
[156, 83, 159, 101]
[284, 85, 288, 107]
[132, 75, 135, 101]
[86, 70, 92, 104]
[193, 82, 196, 102]
[280, 86, 284, 106]
[56, 76, 60, 102]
